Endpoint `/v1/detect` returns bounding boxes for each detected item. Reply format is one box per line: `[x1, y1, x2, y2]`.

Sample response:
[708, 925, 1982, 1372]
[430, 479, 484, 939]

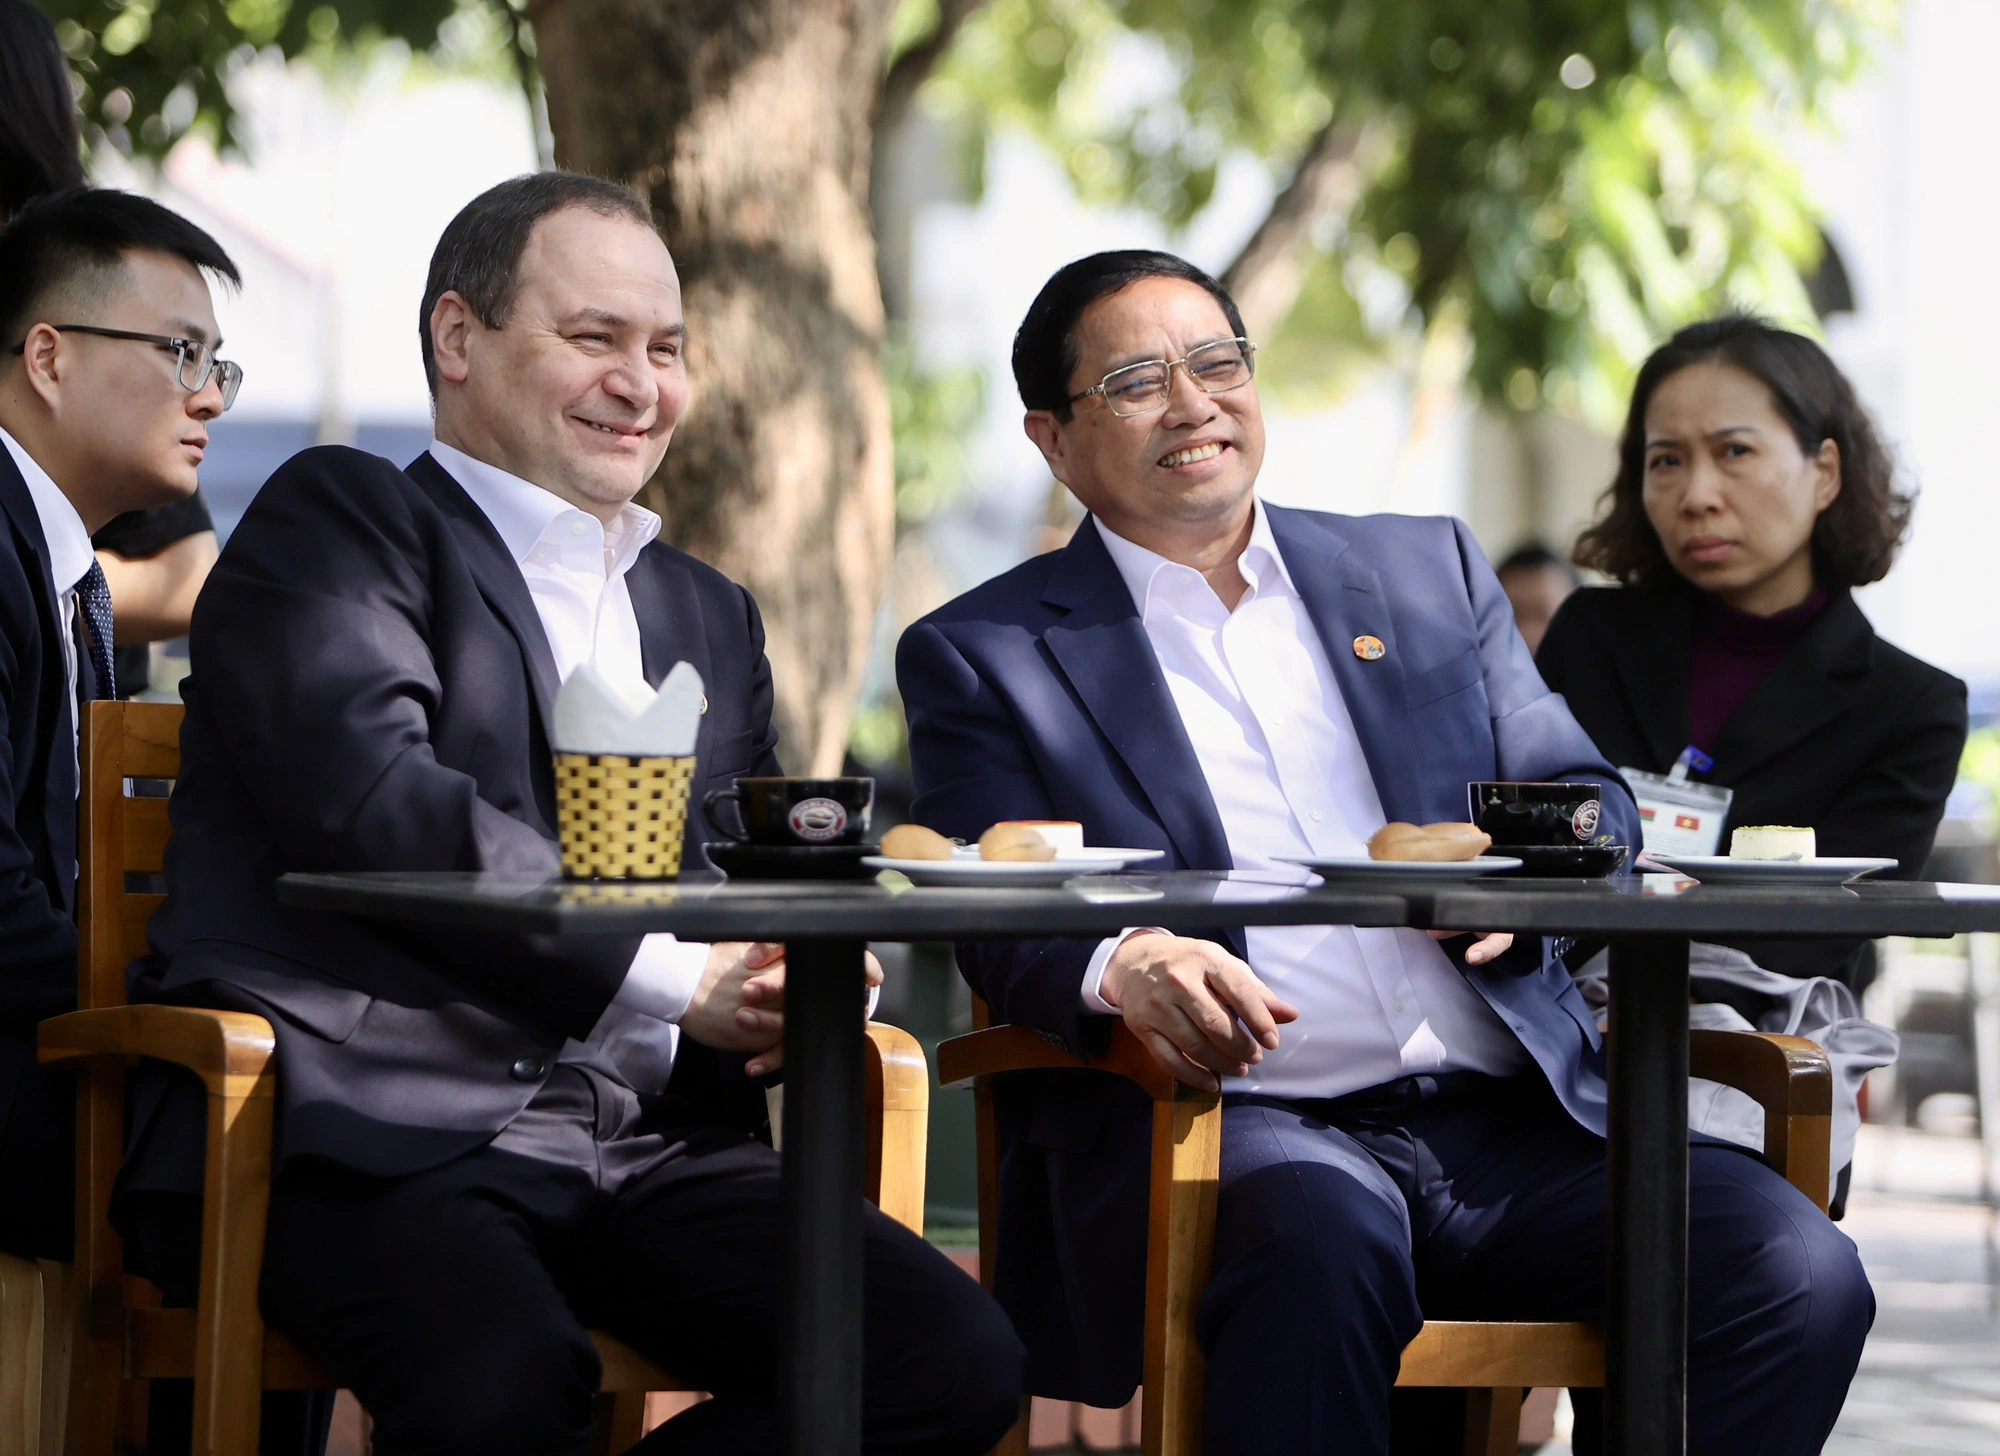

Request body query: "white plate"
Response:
[864, 847, 1165, 887]
[1645, 854, 1897, 885]
[1274, 854, 1522, 879]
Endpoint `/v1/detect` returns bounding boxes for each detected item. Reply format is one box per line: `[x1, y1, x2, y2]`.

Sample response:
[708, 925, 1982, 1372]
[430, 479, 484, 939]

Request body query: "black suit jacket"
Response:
[1537, 583, 1967, 982]
[125, 447, 782, 1187]
[0, 441, 85, 1259]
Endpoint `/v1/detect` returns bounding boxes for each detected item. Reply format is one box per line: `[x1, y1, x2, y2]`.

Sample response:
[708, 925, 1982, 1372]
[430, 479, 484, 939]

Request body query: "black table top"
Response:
[275, 868, 2000, 942]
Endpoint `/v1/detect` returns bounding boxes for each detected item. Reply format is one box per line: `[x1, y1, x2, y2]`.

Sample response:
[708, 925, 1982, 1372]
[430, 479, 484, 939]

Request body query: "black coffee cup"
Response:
[702, 776, 874, 848]
[1468, 781, 1605, 847]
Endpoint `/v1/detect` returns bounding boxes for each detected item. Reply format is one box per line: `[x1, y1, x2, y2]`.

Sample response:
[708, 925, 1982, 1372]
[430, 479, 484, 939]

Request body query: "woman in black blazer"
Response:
[1538, 315, 1967, 990]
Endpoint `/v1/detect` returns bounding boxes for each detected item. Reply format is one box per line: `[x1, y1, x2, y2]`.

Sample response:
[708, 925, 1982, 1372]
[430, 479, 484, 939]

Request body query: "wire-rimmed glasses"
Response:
[1065, 337, 1257, 417]
[8, 325, 243, 410]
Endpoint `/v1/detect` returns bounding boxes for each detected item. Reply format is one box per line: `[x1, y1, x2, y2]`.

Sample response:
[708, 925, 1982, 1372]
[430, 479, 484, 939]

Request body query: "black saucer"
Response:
[1491, 844, 1630, 878]
[706, 841, 881, 881]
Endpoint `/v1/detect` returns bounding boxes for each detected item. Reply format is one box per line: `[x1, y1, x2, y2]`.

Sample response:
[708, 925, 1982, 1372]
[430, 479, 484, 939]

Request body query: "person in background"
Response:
[0, 188, 238, 1261]
[0, 0, 220, 697]
[1494, 540, 1577, 655]
[1538, 314, 1966, 993]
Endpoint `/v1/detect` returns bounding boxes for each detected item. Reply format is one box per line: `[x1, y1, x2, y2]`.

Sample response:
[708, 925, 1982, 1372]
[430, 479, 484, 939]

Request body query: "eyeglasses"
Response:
[8, 325, 243, 411]
[1066, 337, 1258, 417]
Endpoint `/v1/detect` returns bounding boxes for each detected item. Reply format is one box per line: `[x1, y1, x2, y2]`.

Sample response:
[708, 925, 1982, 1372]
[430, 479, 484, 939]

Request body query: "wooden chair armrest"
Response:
[38, 1005, 276, 1096]
[863, 1023, 929, 1236]
[937, 1019, 1185, 1102]
[1689, 1029, 1833, 1213]
[44, 1004, 279, 1449]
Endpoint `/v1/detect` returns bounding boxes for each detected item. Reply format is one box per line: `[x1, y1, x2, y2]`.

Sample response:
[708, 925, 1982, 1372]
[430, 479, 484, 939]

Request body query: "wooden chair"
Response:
[940, 996, 1833, 1456]
[31, 700, 932, 1456]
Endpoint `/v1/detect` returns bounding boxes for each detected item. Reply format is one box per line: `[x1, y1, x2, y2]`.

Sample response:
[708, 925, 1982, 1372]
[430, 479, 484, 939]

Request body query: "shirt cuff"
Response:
[1079, 927, 1168, 1014]
[612, 934, 710, 1023]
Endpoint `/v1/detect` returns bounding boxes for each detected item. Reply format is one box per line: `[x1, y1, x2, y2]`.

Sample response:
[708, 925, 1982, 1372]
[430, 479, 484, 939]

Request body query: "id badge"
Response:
[1621, 765, 1733, 857]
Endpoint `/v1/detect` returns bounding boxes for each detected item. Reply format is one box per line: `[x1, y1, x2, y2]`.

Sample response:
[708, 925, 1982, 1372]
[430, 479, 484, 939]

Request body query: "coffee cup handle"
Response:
[702, 786, 750, 843]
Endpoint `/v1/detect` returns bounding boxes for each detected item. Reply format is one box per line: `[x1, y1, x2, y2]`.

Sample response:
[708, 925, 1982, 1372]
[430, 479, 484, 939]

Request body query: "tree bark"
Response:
[529, 0, 900, 774]
[1220, 121, 1367, 341]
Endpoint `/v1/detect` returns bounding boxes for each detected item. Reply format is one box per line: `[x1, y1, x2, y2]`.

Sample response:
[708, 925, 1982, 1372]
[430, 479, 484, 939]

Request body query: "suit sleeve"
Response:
[186, 451, 633, 1037]
[0, 600, 75, 1032]
[898, 617, 1098, 1055]
[1815, 667, 1966, 878]
[739, 583, 784, 777]
[1453, 519, 1643, 857]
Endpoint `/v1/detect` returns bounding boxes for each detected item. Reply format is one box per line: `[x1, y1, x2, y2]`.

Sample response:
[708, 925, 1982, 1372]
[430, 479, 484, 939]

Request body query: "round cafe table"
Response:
[276, 867, 2000, 1456]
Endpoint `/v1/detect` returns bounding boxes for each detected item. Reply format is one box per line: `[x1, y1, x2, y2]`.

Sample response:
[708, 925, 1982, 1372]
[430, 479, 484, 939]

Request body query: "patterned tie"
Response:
[76, 558, 117, 701]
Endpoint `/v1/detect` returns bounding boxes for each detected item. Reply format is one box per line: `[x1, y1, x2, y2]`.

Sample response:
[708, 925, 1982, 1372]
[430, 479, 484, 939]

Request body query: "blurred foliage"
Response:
[884, 339, 987, 529]
[926, 0, 1898, 424]
[39, 1, 529, 160]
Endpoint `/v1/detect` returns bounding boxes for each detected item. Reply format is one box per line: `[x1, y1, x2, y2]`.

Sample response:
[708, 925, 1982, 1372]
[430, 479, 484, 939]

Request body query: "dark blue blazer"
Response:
[121, 447, 781, 1200]
[0, 441, 85, 1260]
[896, 505, 1642, 1403]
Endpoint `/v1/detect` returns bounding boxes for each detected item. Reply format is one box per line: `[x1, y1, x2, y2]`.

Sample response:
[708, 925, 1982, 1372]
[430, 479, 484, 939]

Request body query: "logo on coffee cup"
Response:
[1572, 799, 1601, 841]
[789, 797, 849, 843]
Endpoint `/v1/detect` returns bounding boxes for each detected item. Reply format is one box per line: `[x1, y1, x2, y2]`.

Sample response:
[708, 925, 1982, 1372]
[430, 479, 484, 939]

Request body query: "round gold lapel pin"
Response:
[1353, 635, 1386, 662]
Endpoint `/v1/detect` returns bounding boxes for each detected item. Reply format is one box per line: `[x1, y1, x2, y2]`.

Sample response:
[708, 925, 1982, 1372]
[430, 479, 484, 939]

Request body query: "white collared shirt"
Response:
[1084, 502, 1527, 1099]
[429, 439, 709, 1093]
[1, 426, 96, 772]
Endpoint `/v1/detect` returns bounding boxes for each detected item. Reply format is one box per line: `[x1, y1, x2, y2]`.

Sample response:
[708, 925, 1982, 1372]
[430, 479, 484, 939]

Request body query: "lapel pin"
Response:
[1353, 635, 1386, 662]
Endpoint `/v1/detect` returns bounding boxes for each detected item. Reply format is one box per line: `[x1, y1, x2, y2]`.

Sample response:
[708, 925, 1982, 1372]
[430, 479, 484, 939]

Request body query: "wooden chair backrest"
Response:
[78, 700, 181, 1011]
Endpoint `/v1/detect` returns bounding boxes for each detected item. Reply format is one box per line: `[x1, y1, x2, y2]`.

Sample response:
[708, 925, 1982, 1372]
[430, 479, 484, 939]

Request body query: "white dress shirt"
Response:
[1, 426, 96, 773]
[1083, 503, 1527, 1100]
[430, 440, 711, 1093]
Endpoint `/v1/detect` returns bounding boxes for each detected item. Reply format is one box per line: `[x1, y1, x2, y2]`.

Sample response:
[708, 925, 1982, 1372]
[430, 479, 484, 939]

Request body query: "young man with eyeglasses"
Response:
[896, 250, 1872, 1453]
[0, 186, 240, 1262]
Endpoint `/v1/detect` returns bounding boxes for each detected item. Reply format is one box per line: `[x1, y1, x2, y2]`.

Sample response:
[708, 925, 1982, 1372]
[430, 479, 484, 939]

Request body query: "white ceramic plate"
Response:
[1274, 854, 1523, 879]
[863, 847, 1166, 887]
[1645, 854, 1898, 885]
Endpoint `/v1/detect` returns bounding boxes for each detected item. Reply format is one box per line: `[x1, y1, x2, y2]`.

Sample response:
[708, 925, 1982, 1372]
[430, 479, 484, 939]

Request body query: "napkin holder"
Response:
[555, 751, 698, 880]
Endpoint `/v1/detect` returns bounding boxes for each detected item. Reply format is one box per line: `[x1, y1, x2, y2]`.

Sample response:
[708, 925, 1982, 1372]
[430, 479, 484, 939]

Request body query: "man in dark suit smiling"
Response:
[896, 250, 1872, 1454]
[121, 173, 1019, 1456]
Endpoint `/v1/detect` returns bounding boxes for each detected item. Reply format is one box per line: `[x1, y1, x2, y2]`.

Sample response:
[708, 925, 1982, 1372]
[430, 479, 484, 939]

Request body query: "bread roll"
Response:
[1367, 821, 1492, 863]
[881, 823, 955, 861]
[979, 822, 1058, 862]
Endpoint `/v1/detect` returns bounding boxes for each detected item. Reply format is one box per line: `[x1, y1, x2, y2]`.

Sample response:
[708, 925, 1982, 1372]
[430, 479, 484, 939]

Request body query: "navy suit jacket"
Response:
[122, 447, 781, 1200]
[896, 505, 1641, 1403]
[0, 443, 86, 1259]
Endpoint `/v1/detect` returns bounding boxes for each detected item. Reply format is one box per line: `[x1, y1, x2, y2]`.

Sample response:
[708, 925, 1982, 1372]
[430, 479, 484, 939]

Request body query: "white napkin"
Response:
[553, 660, 704, 757]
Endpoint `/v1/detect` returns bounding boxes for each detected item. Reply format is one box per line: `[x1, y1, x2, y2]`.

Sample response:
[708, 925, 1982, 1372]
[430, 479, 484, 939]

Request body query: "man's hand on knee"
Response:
[681, 943, 884, 1078]
[1100, 933, 1298, 1091]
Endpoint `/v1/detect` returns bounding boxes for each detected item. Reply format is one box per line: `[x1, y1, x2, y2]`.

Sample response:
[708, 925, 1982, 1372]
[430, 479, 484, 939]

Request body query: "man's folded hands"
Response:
[1099, 932, 1300, 1092]
[680, 942, 886, 1077]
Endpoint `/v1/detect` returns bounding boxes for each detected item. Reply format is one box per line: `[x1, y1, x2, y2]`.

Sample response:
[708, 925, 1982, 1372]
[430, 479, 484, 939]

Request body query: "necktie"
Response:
[75, 559, 117, 701]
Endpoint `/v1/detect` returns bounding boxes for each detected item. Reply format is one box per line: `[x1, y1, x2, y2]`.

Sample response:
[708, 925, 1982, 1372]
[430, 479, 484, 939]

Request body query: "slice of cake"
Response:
[1729, 825, 1816, 862]
[1006, 820, 1085, 854]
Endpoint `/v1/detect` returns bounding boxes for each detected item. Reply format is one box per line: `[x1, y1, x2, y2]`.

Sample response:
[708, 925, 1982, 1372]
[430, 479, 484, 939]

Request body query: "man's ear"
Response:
[14, 322, 64, 409]
[1023, 409, 1071, 487]
[429, 292, 477, 387]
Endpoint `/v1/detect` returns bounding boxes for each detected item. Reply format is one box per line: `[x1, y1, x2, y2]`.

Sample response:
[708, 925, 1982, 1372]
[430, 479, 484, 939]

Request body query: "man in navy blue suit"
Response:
[0, 189, 238, 1262]
[897, 250, 1871, 1454]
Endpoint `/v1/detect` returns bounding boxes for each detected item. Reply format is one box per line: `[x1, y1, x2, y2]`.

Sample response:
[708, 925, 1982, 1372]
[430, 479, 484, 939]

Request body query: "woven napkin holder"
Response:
[554, 751, 698, 880]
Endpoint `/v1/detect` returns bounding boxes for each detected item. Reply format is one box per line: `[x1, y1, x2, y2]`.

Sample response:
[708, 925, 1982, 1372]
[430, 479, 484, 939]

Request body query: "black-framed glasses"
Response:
[8, 325, 243, 410]
[1066, 337, 1258, 417]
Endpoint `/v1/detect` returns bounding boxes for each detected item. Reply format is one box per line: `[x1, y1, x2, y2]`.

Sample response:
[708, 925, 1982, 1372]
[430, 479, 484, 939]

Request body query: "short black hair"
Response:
[0, 188, 240, 350]
[1575, 313, 1912, 590]
[1012, 250, 1247, 420]
[1496, 542, 1577, 582]
[0, 0, 85, 221]
[419, 171, 655, 397]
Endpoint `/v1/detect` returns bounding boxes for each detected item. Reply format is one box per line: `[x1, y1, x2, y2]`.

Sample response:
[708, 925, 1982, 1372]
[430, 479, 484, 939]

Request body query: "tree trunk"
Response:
[1220, 122, 1368, 341]
[530, 0, 900, 774]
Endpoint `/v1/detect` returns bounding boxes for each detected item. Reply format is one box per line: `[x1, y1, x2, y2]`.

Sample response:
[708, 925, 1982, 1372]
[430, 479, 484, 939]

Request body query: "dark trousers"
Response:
[1198, 1074, 1873, 1456]
[0, 1033, 72, 1262]
[203, 1067, 1021, 1456]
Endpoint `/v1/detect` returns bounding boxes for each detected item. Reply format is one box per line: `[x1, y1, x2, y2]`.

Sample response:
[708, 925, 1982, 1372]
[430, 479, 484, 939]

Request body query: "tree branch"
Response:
[876, 0, 988, 136]
[1221, 121, 1368, 340]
